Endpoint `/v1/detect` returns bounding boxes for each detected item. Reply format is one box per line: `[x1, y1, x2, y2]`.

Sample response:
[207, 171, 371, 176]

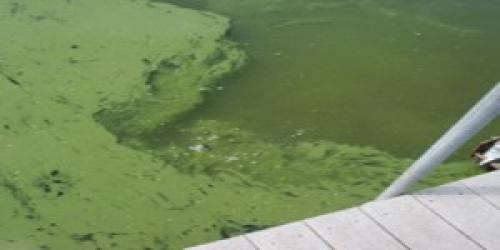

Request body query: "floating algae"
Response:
[94, 41, 244, 142]
[0, 0, 248, 249]
[150, 120, 409, 188]
[0, 0, 488, 249]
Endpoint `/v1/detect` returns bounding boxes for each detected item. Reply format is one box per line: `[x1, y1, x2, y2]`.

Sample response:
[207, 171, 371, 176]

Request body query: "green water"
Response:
[164, 0, 500, 157]
[0, 0, 499, 249]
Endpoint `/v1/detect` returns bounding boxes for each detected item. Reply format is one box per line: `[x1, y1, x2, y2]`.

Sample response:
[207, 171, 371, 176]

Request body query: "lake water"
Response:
[1, 0, 499, 249]
[164, 0, 500, 158]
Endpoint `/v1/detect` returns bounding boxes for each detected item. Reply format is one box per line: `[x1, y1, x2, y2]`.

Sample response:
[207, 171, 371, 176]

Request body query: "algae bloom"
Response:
[0, 0, 488, 249]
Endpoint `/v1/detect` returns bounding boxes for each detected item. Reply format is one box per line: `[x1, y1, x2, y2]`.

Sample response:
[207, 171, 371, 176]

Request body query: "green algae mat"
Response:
[0, 0, 496, 249]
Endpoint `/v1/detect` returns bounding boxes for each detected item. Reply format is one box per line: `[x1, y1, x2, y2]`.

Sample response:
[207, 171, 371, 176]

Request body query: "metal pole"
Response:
[378, 83, 500, 200]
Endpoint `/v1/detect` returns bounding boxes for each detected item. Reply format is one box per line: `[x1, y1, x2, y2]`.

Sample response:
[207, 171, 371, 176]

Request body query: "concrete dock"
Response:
[187, 170, 500, 250]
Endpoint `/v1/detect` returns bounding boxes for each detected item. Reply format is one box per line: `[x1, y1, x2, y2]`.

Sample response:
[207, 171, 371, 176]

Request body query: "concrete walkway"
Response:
[187, 170, 500, 250]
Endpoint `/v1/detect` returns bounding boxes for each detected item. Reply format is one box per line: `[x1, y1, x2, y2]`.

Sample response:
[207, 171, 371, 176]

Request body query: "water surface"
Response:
[165, 0, 500, 157]
[1, 0, 499, 249]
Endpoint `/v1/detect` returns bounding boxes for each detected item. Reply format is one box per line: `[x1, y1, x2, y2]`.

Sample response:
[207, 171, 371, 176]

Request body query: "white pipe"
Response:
[378, 83, 500, 200]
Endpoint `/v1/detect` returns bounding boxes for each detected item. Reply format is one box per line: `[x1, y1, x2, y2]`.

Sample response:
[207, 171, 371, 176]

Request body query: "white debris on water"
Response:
[188, 144, 207, 152]
[290, 129, 305, 138]
[225, 156, 240, 162]
[207, 134, 219, 141]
